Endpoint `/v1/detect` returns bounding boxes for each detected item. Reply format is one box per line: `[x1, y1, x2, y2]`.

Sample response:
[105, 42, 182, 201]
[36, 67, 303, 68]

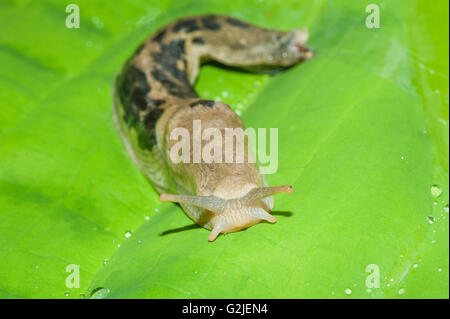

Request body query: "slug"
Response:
[112, 15, 312, 241]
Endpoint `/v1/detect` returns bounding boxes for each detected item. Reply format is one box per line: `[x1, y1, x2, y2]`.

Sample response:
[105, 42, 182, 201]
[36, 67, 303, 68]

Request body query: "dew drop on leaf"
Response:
[89, 287, 110, 299]
[125, 231, 133, 238]
[430, 184, 442, 198]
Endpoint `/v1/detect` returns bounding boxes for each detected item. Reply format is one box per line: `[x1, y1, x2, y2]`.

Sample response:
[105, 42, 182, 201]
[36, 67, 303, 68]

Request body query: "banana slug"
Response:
[112, 15, 312, 241]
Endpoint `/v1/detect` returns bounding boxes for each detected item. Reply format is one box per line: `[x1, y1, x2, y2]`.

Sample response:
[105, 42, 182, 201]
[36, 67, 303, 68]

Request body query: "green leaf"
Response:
[0, 0, 448, 299]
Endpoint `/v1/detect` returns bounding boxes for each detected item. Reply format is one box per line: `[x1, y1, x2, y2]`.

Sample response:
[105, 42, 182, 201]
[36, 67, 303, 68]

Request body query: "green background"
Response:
[0, 0, 448, 298]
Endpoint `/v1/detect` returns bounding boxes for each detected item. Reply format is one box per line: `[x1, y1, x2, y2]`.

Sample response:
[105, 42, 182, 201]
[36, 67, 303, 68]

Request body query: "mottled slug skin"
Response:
[113, 15, 312, 241]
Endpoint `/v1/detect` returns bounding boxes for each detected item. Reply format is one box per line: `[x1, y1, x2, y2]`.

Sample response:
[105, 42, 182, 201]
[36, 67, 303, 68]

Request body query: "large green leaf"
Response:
[0, 0, 448, 298]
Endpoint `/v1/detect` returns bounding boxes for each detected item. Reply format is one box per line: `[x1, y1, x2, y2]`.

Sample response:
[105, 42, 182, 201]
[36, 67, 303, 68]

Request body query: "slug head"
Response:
[279, 28, 313, 63]
[159, 185, 293, 241]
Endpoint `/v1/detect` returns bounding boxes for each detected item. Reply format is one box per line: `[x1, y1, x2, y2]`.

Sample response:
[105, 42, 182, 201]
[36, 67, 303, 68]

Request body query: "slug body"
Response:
[113, 15, 312, 241]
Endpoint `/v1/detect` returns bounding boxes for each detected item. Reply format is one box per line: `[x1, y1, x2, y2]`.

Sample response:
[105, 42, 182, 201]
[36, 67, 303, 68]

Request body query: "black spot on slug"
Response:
[226, 17, 249, 28]
[144, 108, 165, 130]
[117, 65, 151, 128]
[189, 99, 215, 108]
[138, 107, 165, 148]
[201, 16, 221, 30]
[192, 37, 205, 44]
[151, 68, 197, 98]
[152, 39, 187, 81]
[148, 99, 166, 107]
[152, 29, 166, 43]
[129, 67, 151, 111]
[173, 18, 201, 33]
[133, 43, 145, 55]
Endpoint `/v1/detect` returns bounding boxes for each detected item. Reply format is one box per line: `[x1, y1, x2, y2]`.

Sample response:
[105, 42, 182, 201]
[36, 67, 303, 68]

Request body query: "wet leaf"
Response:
[0, 0, 448, 298]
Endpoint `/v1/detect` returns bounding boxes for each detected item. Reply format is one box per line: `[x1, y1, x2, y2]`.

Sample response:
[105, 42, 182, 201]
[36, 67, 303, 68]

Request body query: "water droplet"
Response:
[390, 278, 394, 282]
[430, 184, 442, 198]
[194, 271, 198, 275]
[344, 288, 352, 295]
[89, 287, 110, 299]
[432, 240, 436, 244]
[103, 258, 108, 265]
[400, 156, 405, 160]
[145, 216, 150, 220]
[125, 231, 133, 238]
[65, 291, 70, 297]
[117, 244, 121, 248]
[437, 268, 442, 272]
[444, 204, 449, 214]
[412, 263, 419, 269]
[427, 216, 436, 224]
[91, 16, 104, 29]
[398, 288, 405, 295]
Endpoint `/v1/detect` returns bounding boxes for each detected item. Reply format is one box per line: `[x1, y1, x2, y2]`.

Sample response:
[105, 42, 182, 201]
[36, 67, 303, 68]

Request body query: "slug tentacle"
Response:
[159, 193, 226, 213]
[113, 15, 310, 241]
[252, 208, 277, 223]
[241, 185, 294, 205]
[208, 222, 226, 242]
